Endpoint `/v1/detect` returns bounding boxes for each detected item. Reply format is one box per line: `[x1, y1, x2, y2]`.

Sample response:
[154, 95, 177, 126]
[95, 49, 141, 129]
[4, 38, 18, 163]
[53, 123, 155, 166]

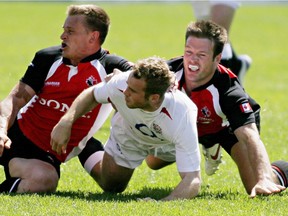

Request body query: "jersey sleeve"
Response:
[221, 81, 256, 131]
[100, 54, 133, 74]
[93, 82, 110, 104]
[173, 102, 201, 173]
[20, 46, 62, 93]
[93, 71, 130, 104]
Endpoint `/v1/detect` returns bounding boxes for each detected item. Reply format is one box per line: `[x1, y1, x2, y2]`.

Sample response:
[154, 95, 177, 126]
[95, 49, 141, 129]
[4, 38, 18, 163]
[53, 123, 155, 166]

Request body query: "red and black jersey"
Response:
[17, 45, 132, 162]
[167, 56, 260, 147]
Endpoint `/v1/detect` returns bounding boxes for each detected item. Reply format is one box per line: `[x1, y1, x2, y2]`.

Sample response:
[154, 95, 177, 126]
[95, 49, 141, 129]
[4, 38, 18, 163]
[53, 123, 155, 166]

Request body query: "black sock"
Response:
[78, 137, 104, 167]
[0, 177, 21, 193]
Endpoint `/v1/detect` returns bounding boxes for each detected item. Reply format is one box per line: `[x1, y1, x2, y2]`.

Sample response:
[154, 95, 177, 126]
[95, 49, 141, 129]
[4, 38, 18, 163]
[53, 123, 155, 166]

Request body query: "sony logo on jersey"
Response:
[39, 97, 69, 112]
[37, 96, 91, 118]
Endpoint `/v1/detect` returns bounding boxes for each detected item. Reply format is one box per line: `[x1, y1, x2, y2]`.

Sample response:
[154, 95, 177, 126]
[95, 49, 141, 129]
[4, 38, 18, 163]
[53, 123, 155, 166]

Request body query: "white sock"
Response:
[221, 43, 233, 60]
[83, 151, 104, 174]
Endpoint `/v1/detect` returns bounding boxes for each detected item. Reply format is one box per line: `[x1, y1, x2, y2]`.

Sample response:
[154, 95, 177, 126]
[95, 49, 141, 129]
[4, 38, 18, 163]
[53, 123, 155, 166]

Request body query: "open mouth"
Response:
[188, 65, 199, 71]
[61, 43, 67, 49]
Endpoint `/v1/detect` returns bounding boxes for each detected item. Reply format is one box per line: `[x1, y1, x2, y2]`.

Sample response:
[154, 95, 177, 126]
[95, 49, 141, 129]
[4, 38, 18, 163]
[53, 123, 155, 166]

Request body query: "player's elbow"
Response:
[187, 172, 202, 199]
[189, 177, 201, 198]
[193, 177, 202, 197]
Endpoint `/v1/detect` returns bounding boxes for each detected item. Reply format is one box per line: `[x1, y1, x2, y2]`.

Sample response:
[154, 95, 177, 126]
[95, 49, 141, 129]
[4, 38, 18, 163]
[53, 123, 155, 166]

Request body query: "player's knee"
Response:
[16, 164, 59, 192]
[102, 182, 127, 193]
[10, 158, 59, 192]
[89, 173, 126, 193]
[99, 175, 129, 193]
[18, 173, 58, 193]
[36, 172, 58, 192]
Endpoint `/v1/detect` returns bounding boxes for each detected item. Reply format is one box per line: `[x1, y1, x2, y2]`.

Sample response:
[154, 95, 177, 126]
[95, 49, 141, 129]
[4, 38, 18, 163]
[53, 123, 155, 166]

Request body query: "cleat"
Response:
[271, 160, 288, 187]
[220, 54, 252, 84]
[202, 144, 222, 176]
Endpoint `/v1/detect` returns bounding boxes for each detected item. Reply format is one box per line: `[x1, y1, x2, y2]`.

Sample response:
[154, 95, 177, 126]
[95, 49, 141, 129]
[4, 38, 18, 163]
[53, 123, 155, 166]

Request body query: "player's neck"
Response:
[143, 98, 163, 112]
[185, 74, 214, 93]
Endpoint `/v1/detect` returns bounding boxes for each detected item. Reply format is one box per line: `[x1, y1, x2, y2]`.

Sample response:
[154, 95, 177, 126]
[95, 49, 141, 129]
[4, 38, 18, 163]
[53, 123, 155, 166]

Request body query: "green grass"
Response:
[0, 2, 288, 215]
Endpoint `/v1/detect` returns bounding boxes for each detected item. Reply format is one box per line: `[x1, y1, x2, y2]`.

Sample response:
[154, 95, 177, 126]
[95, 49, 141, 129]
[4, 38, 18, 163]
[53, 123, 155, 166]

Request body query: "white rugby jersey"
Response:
[94, 71, 200, 172]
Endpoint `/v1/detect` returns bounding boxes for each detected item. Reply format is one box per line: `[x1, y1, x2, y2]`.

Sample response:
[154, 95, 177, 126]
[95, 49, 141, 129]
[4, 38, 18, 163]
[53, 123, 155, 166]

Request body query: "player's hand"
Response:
[0, 130, 11, 156]
[50, 120, 72, 155]
[249, 179, 286, 198]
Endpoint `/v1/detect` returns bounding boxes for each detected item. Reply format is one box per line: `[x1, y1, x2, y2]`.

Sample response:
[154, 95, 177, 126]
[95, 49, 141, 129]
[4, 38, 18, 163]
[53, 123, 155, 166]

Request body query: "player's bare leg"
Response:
[8, 158, 59, 193]
[145, 155, 174, 170]
[91, 152, 134, 193]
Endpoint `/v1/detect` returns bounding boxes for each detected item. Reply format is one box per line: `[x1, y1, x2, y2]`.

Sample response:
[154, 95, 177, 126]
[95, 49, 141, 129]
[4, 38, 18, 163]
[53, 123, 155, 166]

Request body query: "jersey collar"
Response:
[62, 48, 109, 65]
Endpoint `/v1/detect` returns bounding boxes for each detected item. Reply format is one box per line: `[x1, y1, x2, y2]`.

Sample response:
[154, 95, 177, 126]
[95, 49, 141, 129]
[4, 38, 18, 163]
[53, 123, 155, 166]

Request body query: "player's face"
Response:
[124, 74, 151, 110]
[183, 36, 221, 88]
[60, 15, 95, 65]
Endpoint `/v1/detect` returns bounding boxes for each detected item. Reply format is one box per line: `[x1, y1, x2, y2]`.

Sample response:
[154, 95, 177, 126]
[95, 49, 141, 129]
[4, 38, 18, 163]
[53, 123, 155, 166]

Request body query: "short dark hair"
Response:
[185, 20, 228, 58]
[131, 57, 173, 99]
[67, 4, 110, 45]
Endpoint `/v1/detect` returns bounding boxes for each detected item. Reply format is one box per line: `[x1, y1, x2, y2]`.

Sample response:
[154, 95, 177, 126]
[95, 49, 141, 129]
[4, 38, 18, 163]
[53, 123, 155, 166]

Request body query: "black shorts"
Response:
[0, 121, 61, 178]
[199, 109, 261, 155]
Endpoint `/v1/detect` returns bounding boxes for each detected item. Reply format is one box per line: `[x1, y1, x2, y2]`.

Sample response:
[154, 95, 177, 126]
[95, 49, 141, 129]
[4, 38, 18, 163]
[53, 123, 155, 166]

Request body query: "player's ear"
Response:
[215, 53, 222, 64]
[149, 94, 160, 105]
[90, 31, 100, 43]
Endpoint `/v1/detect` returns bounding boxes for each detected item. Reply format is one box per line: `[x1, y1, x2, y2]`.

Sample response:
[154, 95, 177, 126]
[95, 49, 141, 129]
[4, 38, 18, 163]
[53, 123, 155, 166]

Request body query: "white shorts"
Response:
[104, 112, 177, 169]
[104, 135, 176, 169]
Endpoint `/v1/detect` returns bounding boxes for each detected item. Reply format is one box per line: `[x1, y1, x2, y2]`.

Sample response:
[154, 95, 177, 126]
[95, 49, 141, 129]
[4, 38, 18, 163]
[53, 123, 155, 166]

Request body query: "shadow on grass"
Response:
[6, 186, 173, 202]
[53, 186, 173, 201]
[5, 186, 286, 201]
[197, 190, 242, 200]
[197, 188, 287, 200]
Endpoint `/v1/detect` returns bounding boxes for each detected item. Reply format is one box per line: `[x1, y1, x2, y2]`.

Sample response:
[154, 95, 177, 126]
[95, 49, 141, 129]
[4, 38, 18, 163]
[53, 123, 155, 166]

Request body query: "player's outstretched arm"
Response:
[50, 86, 99, 155]
[0, 82, 35, 156]
[161, 171, 201, 201]
[234, 123, 285, 197]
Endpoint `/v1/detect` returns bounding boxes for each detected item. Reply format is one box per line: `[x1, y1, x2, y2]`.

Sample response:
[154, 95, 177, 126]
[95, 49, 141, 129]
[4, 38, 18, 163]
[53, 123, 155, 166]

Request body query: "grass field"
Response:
[0, 2, 288, 216]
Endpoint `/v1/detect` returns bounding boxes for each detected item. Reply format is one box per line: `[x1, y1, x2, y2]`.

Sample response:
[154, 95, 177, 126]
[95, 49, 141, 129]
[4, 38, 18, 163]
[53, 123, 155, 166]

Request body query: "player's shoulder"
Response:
[29, 45, 63, 70]
[162, 91, 197, 126]
[107, 70, 131, 88]
[168, 90, 197, 110]
[35, 45, 62, 57]
[167, 56, 184, 72]
[32, 45, 62, 65]
[211, 64, 241, 91]
[217, 64, 237, 79]
[99, 49, 133, 73]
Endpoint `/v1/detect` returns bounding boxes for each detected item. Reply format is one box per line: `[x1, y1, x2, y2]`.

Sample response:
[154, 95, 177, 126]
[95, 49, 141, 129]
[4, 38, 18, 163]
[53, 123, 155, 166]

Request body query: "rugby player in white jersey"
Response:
[51, 56, 201, 201]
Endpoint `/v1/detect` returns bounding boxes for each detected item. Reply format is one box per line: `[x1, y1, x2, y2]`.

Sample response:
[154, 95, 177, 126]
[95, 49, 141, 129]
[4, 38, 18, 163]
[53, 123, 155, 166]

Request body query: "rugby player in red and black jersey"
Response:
[0, 5, 132, 193]
[146, 20, 288, 198]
